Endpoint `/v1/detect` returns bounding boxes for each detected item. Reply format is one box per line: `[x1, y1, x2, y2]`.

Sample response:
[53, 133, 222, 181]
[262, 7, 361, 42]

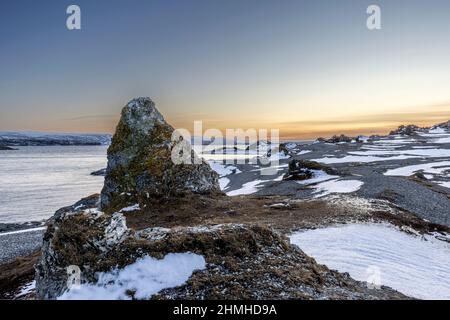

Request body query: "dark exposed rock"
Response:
[389, 124, 420, 136]
[0, 146, 17, 150]
[284, 159, 339, 181]
[278, 143, 290, 155]
[90, 168, 107, 176]
[318, 134, 353, 144]
[100, 97, 221, 213]
[434, 120, 450, 129]
[35, 206, 128, 299]
[411, 172, 428, 180]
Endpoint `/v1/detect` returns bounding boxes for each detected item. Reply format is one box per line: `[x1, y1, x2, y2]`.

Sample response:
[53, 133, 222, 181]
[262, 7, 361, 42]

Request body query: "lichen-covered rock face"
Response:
[100, 97, 220, 213]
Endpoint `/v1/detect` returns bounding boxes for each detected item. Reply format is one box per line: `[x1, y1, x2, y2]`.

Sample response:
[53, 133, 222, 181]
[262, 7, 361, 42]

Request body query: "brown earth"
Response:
[0, 251, 39, 299]
[124, 193, 450, 236]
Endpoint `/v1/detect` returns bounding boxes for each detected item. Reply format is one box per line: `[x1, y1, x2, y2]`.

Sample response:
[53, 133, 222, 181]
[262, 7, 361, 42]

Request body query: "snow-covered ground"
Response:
[311, 179, 364, 197]
[226, 179, 264, 196]
[384, 161, 450, 177]
[208, 161, 242, 191]
[290, 223, 450, 300]
[295, 170, 363, 197]
[59, 253, 206, 300]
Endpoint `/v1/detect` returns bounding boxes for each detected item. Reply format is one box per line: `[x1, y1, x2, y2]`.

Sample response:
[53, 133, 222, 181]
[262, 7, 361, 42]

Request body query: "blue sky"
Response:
[1, 0, 450, 138]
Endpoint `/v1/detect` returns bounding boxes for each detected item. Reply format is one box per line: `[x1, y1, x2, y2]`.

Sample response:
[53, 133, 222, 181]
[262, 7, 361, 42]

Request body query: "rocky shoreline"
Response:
[1, 98, 449, 300]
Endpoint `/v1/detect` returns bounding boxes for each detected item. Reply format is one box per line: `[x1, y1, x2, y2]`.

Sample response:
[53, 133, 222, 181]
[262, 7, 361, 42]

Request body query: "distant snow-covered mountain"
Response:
[0, 131, 111, 146]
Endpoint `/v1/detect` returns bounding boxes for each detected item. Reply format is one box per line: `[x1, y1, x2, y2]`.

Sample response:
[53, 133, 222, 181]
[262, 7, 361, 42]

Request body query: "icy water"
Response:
[0, 146, 107, 224]
[290, 223, 450, 300]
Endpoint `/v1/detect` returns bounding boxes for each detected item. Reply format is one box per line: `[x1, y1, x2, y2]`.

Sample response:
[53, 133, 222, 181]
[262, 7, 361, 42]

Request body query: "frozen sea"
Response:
[0, 146, 107, 224]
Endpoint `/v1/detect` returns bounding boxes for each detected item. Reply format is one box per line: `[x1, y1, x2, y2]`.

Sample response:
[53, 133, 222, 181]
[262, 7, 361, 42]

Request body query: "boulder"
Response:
[35, 196, 129, 299]
[283, 159, 339, 180]
[100, 97, 220, 212]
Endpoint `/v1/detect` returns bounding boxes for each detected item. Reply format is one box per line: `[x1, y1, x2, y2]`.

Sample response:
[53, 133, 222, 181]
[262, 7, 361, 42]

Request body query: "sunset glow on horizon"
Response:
[1, 0, 450, 139]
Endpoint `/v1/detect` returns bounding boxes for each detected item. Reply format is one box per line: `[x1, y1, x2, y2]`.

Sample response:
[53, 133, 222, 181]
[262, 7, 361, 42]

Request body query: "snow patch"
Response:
[208, 161, 241, 177]
[16, 281, 36, 298]
[226, 180, 263, 196]
[311, 179, 363, 197]
[58, 253, 206, 300]
[384, 161, 450, 177]
[296, 170, 338, 186]
[297, 150, 312, 155]
[290, 223, 450, 300]
[313, 154, 419, 164]
[119, 204, 140, 212]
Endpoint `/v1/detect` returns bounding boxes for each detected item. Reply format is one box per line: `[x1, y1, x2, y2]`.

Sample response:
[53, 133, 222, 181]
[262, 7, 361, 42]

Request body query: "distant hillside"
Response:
[0, 131, 111, 146]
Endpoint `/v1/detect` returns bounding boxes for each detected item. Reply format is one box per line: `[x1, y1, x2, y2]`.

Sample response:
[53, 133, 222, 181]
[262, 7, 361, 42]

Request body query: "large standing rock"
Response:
[100, 97, 220, 212]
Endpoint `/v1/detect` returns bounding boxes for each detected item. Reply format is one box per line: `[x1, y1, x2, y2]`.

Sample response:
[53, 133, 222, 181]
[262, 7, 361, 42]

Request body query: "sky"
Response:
[1, 0, 450, 139]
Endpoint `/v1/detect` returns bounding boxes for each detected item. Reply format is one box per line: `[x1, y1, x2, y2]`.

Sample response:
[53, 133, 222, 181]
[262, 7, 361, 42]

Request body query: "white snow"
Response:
[0, 226, 46, 237]
[208, 161, 241, 177]
[311, 179, 363, 197]
[384, 161, 450, 177]
[226, 179, 263, 196]
[373, 139, 415, 144]
[119, 204, 140, 212]
[16, 281, 36, 297]
[349, 148, 450, 158]
[290, 223, 450, 300]
[438, 181, 450, 188]
[59, 253, 206, 300]
[267, 152, 290, 161]
[433, 137, 450, 144]
[428, 127, 447, 134]
[313, 154, 419, 164]
[296, 170, 339, 186]
[284, 142, 297, 150]
[219, 177, 230, 190]
[297, 150, 312, 155]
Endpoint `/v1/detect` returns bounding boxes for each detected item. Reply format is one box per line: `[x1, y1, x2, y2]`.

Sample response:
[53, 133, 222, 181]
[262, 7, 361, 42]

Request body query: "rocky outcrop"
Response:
[283, 159, 339, 181]
[35, 200, 407, 300]
[434, 120, 450, 130]
[35, 196, 128, 299]
[317, 134, 353, 144]
[389, 124, 420, 136]
[100, 97, 220, 212]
